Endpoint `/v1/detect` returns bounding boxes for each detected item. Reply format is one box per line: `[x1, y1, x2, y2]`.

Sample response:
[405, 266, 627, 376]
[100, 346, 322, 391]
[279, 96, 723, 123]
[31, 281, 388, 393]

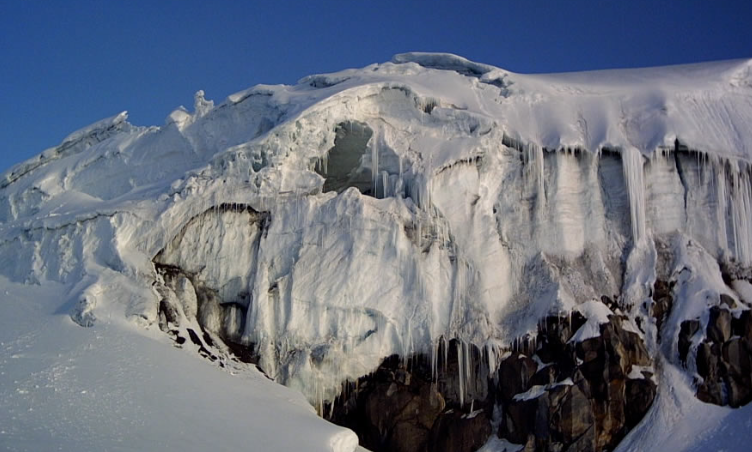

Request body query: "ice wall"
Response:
[147, 131, 752, 408]
[1, 54, 751, 410]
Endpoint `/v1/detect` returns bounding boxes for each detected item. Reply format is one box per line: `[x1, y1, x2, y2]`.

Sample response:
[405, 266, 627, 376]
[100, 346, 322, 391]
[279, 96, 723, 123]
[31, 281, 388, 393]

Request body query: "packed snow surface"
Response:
[2, 52, 752, 450]
[0, 276, 358, 452]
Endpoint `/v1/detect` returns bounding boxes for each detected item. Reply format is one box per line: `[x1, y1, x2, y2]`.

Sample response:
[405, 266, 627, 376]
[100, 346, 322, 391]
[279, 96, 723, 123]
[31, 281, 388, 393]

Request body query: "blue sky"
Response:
[1, 0, 751, 172]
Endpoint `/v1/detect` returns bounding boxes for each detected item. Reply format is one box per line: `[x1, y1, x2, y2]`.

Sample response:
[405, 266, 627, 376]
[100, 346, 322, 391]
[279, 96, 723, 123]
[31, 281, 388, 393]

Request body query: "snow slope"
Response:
[0, 275, 358, 452]
[2, 53, 752, 450]
[614, 363, 752, 452]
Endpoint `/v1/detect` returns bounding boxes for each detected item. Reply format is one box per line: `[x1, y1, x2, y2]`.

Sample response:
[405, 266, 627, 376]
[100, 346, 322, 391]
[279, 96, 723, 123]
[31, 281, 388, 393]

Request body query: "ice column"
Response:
[525, 143, 546, 208]
[371, 134, 379, 194]
[457, 340, 466, 407]
[730, 165, 752, 264]
[622, 147, 647, 243]
[715, 161, 729, 255]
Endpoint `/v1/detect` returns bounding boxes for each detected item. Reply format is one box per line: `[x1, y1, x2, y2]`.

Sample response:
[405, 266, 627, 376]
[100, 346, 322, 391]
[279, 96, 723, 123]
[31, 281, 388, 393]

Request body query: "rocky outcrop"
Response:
[651, 280, 674, 341]
[152, 262, 262, 370]
[329, 344, 493, 452]
[428, 409, 492, 452]
[498, 313, 655, 452]
[327, 308, 656, 452]
[685, 304, 752, 407]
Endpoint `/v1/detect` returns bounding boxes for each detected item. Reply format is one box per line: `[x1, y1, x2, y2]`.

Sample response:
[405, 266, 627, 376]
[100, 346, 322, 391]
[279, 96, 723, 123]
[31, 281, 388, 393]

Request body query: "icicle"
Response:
[464, 341, 471, 403]
[731, 166, 752, 264]
[424, 155, 434, 211]
[622, 147, 647, 244]
[486, 343, 496, 375]
[431, 339, 438, 382]
[371, 140, 379, 194]
[525, 142, 546, 208]
[443, 336, 448, 374]
[398, 156, 404, 198]
[457, 340, 465, 407]
[716, 161, 729, 254]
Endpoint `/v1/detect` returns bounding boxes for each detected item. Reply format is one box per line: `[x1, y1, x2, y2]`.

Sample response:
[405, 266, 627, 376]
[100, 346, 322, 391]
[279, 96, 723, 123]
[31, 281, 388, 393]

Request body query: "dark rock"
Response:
[158, 298, 180, 332]
[329, 356, 447, 452]
[591, 378, 627, 451]
[362, 380, 445, 452]
[548, 383, 594, 448]
[388, 420, 429, 452]
[689, 317, 752, 406]
[428, 409, 492, 452]
[501, 392, 543, 445]
[536, 312, 587, 363]
[569, 316, 652, 450]
[692, 308, 752, 407]
[606, 317, 651, 371]
[529, 364, 559, 387]
[330, 311, 656, 452]
[722, 338, 752, 407]
[678, 320, 700, 365]
[695, 342, 724, 405]
[497, 353, 538, 402]
[576, 335, 608, 398]
[696, 378, 724, 406]
[502, 382, 597, 452]
[707, 306, 732, 344]
[652, 280, 674, 339]
[575, 317, 649, 402]
[696, 342, 721, 380]
[572, 369, 592, 400]
[225, 339, 258, 364]
[625, 377, 656, 428]
[720, 293, 737, 309]
[202, 330, 214, 347]
[436, 340, 489, 408]
[498, 310, 654, 452]
[601, 295, 618, 311]
[732, 310, 752, 342]
[722, 338, 752, 376]
[186, 328, 203, 347]
[720, 263, 734, 286]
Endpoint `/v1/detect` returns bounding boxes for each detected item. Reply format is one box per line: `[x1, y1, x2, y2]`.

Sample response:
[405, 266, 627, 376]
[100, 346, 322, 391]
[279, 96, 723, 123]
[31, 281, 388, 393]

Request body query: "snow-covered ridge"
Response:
[0, 111, 130, 189]
[1, 53, 752, 417]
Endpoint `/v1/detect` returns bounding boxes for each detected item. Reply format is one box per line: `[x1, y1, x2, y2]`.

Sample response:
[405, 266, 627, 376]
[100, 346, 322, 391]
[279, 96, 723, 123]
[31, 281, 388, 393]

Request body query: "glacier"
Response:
[2, 53, 752, 451]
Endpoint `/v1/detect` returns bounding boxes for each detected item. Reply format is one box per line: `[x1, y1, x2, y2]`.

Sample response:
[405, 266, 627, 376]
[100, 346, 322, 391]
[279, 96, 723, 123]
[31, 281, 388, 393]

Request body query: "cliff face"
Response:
[2, 53, 752, 451]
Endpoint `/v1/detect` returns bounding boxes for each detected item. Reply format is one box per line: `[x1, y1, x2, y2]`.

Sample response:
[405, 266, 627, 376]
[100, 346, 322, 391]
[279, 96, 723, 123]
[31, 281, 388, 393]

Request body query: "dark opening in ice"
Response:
[317, 121, 374, 195]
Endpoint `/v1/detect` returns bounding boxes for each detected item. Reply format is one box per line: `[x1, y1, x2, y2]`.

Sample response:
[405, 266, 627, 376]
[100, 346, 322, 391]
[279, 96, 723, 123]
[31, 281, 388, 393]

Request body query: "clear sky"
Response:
[1, 0, 751, 173]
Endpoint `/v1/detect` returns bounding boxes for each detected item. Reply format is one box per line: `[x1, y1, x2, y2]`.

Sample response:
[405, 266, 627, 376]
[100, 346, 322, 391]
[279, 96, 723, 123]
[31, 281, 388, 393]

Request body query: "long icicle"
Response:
[622, 147, 647, 244]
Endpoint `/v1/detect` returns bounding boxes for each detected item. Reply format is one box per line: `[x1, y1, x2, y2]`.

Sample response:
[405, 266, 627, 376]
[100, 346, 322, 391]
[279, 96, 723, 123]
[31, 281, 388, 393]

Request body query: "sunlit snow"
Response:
[2, 52, 752, 451]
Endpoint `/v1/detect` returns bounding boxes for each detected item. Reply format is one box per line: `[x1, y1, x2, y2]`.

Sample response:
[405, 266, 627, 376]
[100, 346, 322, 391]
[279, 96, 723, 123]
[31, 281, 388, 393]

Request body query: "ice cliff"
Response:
[2, 53, 752, 451]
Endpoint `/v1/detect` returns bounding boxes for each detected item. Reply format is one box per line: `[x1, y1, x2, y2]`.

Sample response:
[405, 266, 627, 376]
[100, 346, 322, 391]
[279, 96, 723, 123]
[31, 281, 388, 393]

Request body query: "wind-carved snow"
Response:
[2, 53, 752, 439]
